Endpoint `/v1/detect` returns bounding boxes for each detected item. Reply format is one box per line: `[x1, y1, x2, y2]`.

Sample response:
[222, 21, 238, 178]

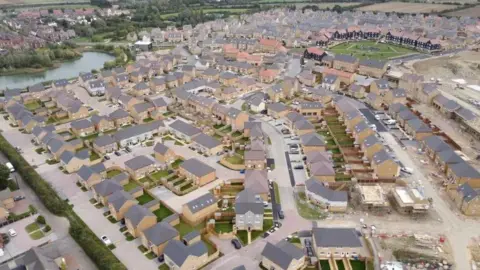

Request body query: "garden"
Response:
[329, 41, 416, 60]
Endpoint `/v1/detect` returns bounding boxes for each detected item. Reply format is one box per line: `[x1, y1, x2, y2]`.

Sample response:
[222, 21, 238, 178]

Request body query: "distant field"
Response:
[445, 5, 480, 17]
[329, 41, 417, 60]
[260, 2, 360, 8]
[0, 0, 87, 6]
[160, 8, 249, 19]
[357, 2, 455, 13]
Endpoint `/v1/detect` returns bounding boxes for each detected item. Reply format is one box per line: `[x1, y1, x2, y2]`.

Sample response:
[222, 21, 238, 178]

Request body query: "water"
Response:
[0, 52, 115, 90]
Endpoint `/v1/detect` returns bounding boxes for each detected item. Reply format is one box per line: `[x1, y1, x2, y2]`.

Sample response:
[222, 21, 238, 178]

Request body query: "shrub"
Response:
[44, 225, 51, 232]
[36, 215, 46, 224]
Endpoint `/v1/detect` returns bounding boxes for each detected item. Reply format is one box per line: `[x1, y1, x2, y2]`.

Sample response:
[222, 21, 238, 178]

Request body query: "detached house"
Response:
[141, 222, 180, 256]
[125, 205, 156, 238]
[154, 143, 176, 163]
[182, 192, 218, 225]
[70, 119, 95, 137]
[164, 240, 209, 270]
[179, 158, 216, 186]
[300, 133, 326, 153]
[93, 135, 118, 154]
[235, 189, 264, 231]
[125, 155, 157, 180]
[261, 241, 306, 270]
[107, 190, 136, 221]
[91, 114, 115, 132]
[109, 109, 132, 127]
[77, 165, 102, 189]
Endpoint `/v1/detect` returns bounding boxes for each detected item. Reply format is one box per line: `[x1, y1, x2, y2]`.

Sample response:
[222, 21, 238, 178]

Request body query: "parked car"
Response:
[306, 247, 314, 257]
[239, 169, 245, 174]
[125, 146, 132, 153]
[278, 210, 285, 219]
[157, 255, 164, 263]
[263, 201, 269, 207]
[231, 239, 242, 249]
[289, 144, 299, 149]
[262, 232, 270, 238]
[275, 222, 282, 228]
[401, 167, 413, 174]
[13, 195, 25, 202]
[294, 165, 304, 170]
[290, 151, 299, 155]
[304, 239, 312, 247]
[269, 228, 276, 233]
[101, 235, 112, 245]
[8, 229, 17, 237]
[103, 155, 110, 161]
[114, 151, 121, 156]
[0, 248, 4, 257]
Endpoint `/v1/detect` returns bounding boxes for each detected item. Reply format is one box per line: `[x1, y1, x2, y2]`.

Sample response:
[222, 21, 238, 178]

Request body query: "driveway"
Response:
[71, 84, 116, 115]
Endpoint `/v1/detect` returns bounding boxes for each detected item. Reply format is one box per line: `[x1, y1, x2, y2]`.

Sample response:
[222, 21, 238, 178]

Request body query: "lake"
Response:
[0, 52, 115, 90]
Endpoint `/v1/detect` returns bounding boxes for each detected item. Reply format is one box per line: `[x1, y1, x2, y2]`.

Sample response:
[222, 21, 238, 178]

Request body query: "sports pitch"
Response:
[328, 41, 417, 60]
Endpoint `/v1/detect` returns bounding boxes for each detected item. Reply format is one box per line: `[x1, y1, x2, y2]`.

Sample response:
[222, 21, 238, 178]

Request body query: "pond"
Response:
[0, 52, 115, 90]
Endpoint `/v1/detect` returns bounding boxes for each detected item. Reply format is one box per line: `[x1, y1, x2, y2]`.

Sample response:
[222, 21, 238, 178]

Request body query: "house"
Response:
[432, 95, 461, 118]
[261, 241, 306, 270]
[247, 96, 266, 113]
[312, 227, 366, 259]
[244, 122, 264, 139]
[125, 205, 157, 238]
[179, 158, 216, 186]
[113, 120, 164, 147]
[192, 133, 222, 156]
[388, 103, 409, 119]
[244, 170, 270, 201]
[372, 149, 400, 179]
[309, 161, 335, 183]
[244, 146, 267, 170]
[219, 72, 238, 86]
[106, 86, 122, 101]
[267, 102, 289, 119]
[132, 82, 151, 97]
[182, 192, 218, 225]
[284, 112, 305, 129]
[259, 38, 284, 54]
[293, 119, 315, 136]
[344, 110, 364, 131]
[225, 108, 249, 131]
[391, 186, 430, 214]
[118, 94, 142, 111]
[450, 183, 480, 216]
[124, 155, 157, 180]
[47, 138, 75, 160]
[154, 143, 176, 163]
[384, 88, 407, 105]
[91, 114, 115, 132]
[131, 102, 155, 123]
[150, 77, 166, 93]
[297, 71, 316, 87]
[259, 69, 276, 84]
[92, 175, 128, 204]
[109, 109, 132, 127]
[107, 190, 136, 221]
[163, 240, 209, 270]
[398, 73, 424, 96]
[114, 74, 130, 87]
[235, 189, 264, 231]
[169, 120, 202, 142]
[353, 121, 374, 144]
[333, 54, 358, 73]
[0, 189, 14, 220]
[59, 150, 90, 173]
[88, 80, 106, 96]
[358, 59, 386, 78]
[417, 83, 439, 104]
[305, 178, 347, 212]
[446, 162, 480, 188]
[52, 79, 69, 91]
[421, 135, 450, 161]
[370, 79, 390, 96]
[361, 135, 383, 160]
[141, 222, 180, 256]
[93, 135, 118, 154]
[298, 101, 323, 118]
[300, 133, 326, 153]
[304, 47, 326, 61]
[70, 119, 95, 137]
[101, 70, 115, 85]
[77, 165, 102, 189]
[404, 118, 433, 140]
[321, 74, 339, 91]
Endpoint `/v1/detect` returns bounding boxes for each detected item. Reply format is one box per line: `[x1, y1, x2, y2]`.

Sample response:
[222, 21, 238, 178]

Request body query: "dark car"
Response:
[289, 144, 299, 149]
[125, 146, 132, 152]
[114, 151, 121, 156]
[278, 210, 285, 219]
[13, 196, 25, 202]
[103, 155, 110, 161]
[231, 239, 242, 249]
[304, 239, 312, 247]
[262, 232, 269, 238]
[306, 247, 314, 257]
[294, 165, 304, 169]
[157, 255, 164, 263]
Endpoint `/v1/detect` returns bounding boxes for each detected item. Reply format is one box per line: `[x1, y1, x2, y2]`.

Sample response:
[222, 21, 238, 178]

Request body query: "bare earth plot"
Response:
[445, 6, 480, 17]
[357, 2, 455, 13]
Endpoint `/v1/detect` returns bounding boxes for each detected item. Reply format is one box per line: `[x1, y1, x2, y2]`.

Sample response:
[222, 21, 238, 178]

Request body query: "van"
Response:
[5, 162, 14, 173]
[401, 167, 413, 174]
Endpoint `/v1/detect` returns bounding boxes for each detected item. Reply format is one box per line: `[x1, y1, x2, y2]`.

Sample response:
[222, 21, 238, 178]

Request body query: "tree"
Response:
[36, 215, 46, 225]
[0, 164, 10, 190]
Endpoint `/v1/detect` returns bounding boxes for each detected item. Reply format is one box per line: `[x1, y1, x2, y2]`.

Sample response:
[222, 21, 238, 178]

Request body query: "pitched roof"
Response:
[124, 205, 154, 226]
[372, 149, 393, 165]
[305, 178, 347, 202]
[192, 133, 221, 149]
[180, 158, 215, 177]
[268, 102, 288, 113]
[363, 135, 380, 148]
[310, 162, 335, 176]
[164, 240, 208, 267]
[169, 120, 202, 137]
[313, 228, 362, 247]
[406, 118, 432, 133]
[185, 192, 216, 214]
[300, 133, 325, 147]
[107, 190, 134, 211]
[261, 241, 304, 270]
[113, 120, 164, 141]
[244, 170, 269, 194]
[93, 179, 123, 196]
[71, 119, 93, 130]
[359, 59, 386, 69]
[235, 189, 264, 215]
[457, 183, 480, 202]
[94, 135, 116, 147]
[423, 136, 450, 152]
[153, 143, 171, 155]
[142, 222, 179, 246]
[77, 165, 98, 182]
[124, 155, 155, 171]
[449, 161, 480, 178]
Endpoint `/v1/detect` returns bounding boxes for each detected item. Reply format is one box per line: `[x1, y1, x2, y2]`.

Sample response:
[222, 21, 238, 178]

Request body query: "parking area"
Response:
[0, 216, 57, 263]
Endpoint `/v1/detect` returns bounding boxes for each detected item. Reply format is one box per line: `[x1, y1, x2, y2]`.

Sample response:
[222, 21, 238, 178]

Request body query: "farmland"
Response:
[445, 6, 480, 17]
[357, 2, 455, 13]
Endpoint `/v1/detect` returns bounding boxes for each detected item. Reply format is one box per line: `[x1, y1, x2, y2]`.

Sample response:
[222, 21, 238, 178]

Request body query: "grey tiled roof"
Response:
[306, 178, 347, 202]
[406, 118, 432, 133]
[235, 189, 264, 215]
[185, 192, 216, 214]
[261, 241, 304, 270]
[180, 158, 215, 177]
[457, 183, 480, 202]
[142, 222, 179, 246]
[449, 162, 480, 178]
[71, 119, 93, 130]
[192, 133, 221, 149]
[94, 135, 116, 147]
[109, 109, 130, 120]
[300, 132, 325, 147]
[372, 149, 393, 165]
[93, 179, 123, 196]
[268, 102, 288, 113]
[169, 120, 202, 137]
[124, 155, 155, 171]
[164, 240, 207, 267]
[183, 230, 200, 242]
[423, 136, 449, 152]
[107, 190, 134, 211]
[113, 120, 164, 141]
[124, 205, 154, 227]
[334, 54, 357, 63]
[313, 227, 362, 247]
[359, 59, 385, 69]
[153, 143, 170, 155]
[362, 135, 380, 148]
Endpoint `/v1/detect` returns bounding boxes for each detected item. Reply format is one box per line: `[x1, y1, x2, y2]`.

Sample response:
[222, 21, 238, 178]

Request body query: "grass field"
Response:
[328, 41, 416, 60]
[445, 6, 480, 17]
[160, 8, 249, 19]
[357, 2, 455, 13]
[0, 0, 87, 6]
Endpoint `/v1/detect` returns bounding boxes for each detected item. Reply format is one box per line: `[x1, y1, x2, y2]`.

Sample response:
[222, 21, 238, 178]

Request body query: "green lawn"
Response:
[223, 125, 232, 132]
[225, 155, 244, 165]
[136, 193, 154, 205]
[171, 158, 183, 169]
[25, 222, 40, 233]
[90, 152, 101, 161]
[159, 264, 169, 270]
[81, 133, 99, 141]
[203, 238, 217, 255]
[350, 260, 366, 270]
[123, 181, 139, 192]
[29, 230, 45, 240]
[25, 101, 42, 111]
[232, 131, 242, 137]
[329, 41, 416, 60]
[215, 222, 233, 233]
[337, 260, 345, 270]
[214, 124, 225, 129]
[273, 182, 281, 203]
[150, 170, 170, 180]
[320, 260, 331, 270]
[143, 117, 154, 123]
[175, 141, 184, 146]
[235, 148, 245, 156]
[153, 207, 174, 222]
[106, 169, 122, 178]
[163, 136, 174, 141]
[180, 183, 193, 191]
[295, 192, 327, 220]
[237, 219, 273, 245]
[174, 221, 205, 237]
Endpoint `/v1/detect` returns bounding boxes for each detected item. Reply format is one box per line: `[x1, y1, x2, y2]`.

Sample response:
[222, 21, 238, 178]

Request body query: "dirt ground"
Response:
[445, 6, 480, 17]
[357, 2, 455, 13]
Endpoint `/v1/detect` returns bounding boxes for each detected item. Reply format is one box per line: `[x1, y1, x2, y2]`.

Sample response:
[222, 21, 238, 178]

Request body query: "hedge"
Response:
[0, 134, 126, 270]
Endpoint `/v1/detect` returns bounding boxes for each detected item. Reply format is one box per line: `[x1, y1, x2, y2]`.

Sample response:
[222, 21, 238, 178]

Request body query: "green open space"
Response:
[174, 221, 205, 237]
[25, 222, 40, 233]
[237, 219, 273, 245]
[336, 260, 345, 270]
[329, 41, 416, 60]
[123, 181, 139, 192]
[350, 260, 366, 270]
[81, 133, 99, 141]
[150, 170, 170, 180]
[153, 207, 174, 222]
[106, 169, 122, 178]
[25, 101, 42, 111]
[215, 222, 233, 233]
[273, 182, 281, 202]
[320, 260, 331, 270]
[171, 158, 183, 169]
[90, 152, 101, 161]
[29, 230, 45, 240]
[295, 192, 326, 220]
[136, 193, 154, 205]
[225, 155, 244, 165]
[180, 183, 193, 191]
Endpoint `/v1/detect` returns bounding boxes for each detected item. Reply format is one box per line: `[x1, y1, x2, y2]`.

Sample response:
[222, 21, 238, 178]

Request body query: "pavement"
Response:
[71, 85, 116, 116]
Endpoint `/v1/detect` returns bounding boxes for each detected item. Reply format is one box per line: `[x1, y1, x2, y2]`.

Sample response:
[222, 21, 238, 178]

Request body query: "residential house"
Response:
[267, 102, 289, 119]
[333, 54, 358, 73]
[52, 79, 69, 91]
[179, 158, 216, 186]
[192, 133, 222, 156]
[59, 150, 90, 173]
[154, 143, 176, 163]
[244, 145, 267, 170]
[361, 135, 383, 160]
[244, 170, 270, 201]
[372, 149, 400, 179]
[353, 121, 374, 144]
[77, 165, 102, 189]
[150, 77, 166, 93]
[421, 135, 450, 161]
[113, 120, 164, 147]
[92, 175, 127, 205]
[225, 108, 249, 131]
[47, 138, 75, 160]
[235, 189, 264, 231]
[141, 222, 180, 256]
[125, 205, 156, 238]
[397, 109, 417, 127]
[93, 135, 118, 154]
[321, 74, 340, 91]
[298, 101, 323, 118]
[305, 178, 347, 212]
[450, 183, 480, 216]
[182, 192, 218, 225]
[370, 79, 390, 96]
[118, 94, 141, 111]
[404, 118, 433, 140]
[398, 73, 424, 97]
[259, 69, 276, 84]
[131, 102, 155, 123]
[388, 103, 409, 119]
[169, 120, 202, 142]
[88, 80, 106, 96]
[358, 59, 386, 78]
[261, 241, 306, 270]
[107, 190, 136, 221]
[417, 83, 439, 104]
[304, 47, 326, 61]
[344, 110, 363, 131]
[309, 160, 335, 183]
[132, 82, 151, 97]
[446, 162, 480, 188]
[384, 88, 407, 105]
[312, 227, 366, 259]
[293, 119, 315, 136]
[124, 155, 157, 180]
[91, 114, 115, 132]
[70, 119, 95, 137]
[163, 240, 209, 270]
[300, 133, 326, 153]
[109, 109, 132, 127]
[114, 74, 130, 88]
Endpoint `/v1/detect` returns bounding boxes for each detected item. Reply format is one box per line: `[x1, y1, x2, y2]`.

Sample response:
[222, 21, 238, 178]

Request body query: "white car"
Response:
[8, 229, 17, 237]
[101, 235, 112, 245]
[0, 248, 4, 257]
